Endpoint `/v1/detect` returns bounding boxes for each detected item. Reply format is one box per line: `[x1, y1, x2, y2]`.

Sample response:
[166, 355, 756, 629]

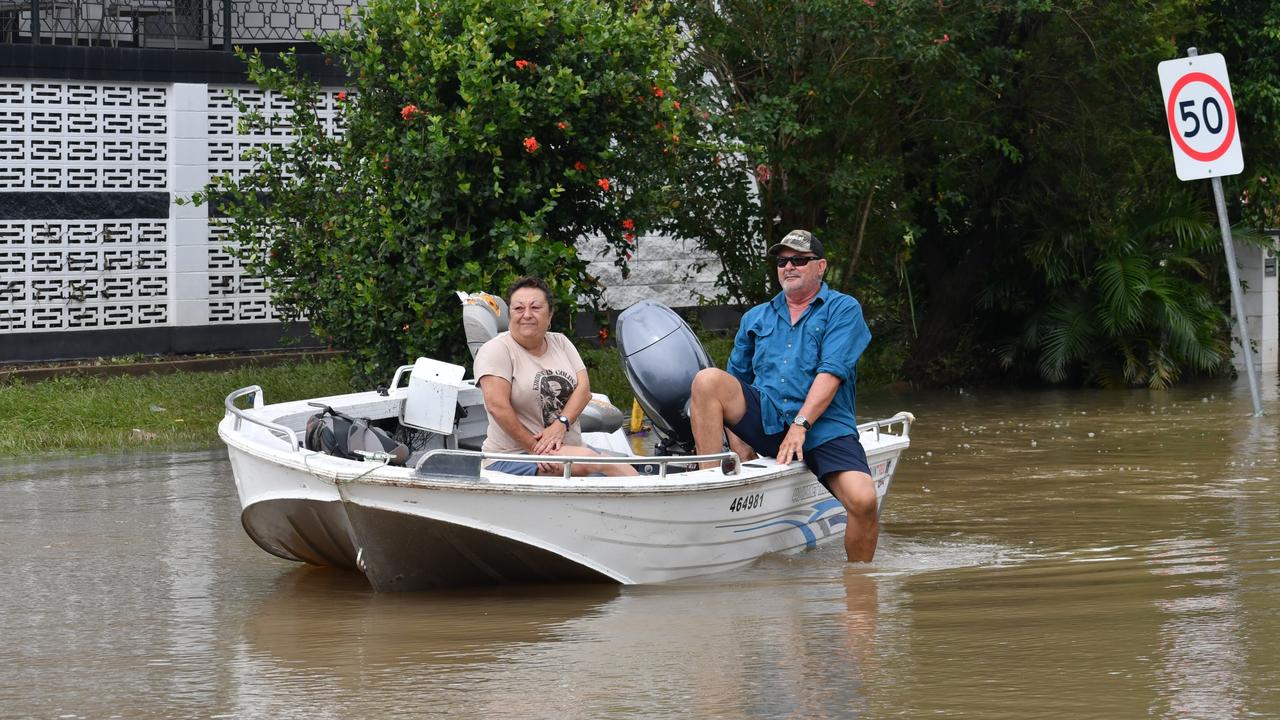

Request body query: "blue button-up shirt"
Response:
[727, 282, 871, 449]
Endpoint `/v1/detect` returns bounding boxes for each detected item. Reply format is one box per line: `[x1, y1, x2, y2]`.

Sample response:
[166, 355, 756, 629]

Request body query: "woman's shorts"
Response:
[485, 459, 539, 476]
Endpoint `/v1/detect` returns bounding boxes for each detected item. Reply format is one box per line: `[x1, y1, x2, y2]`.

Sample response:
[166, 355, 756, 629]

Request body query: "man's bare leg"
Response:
[689, 368, 748, 469]
[726, 429, 757, 463]
[826, 470, 879, 562]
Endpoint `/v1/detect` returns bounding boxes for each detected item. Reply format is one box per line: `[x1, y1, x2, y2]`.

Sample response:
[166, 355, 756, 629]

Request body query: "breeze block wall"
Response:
[0, 65, 725, 363]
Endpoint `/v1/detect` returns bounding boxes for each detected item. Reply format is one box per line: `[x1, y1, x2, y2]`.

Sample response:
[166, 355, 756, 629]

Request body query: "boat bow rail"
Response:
[224, 385, 298, 453]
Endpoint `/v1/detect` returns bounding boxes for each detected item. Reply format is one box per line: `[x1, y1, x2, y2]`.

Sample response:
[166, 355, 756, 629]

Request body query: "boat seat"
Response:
[400, 357, 467, 436]
[458, 290, 509, 361]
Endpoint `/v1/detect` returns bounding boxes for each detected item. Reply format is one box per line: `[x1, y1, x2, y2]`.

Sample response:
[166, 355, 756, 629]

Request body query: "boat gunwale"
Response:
[220, 384, 914, 496]
[220, 417, 910, 497]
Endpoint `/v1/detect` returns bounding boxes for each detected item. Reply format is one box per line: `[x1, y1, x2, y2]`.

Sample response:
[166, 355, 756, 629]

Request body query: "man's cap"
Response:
[767, 229, 824, 258]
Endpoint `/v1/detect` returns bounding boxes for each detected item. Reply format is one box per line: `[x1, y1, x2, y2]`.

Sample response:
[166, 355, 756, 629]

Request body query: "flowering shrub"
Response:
[191, 0, 687, 383]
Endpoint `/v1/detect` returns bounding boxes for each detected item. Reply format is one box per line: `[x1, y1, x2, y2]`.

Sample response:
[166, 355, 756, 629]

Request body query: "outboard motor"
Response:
[615, 301, 714, 455]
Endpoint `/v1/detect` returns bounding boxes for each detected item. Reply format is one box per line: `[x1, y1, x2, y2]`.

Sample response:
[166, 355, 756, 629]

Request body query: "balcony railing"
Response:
[0, 0, 356, 49]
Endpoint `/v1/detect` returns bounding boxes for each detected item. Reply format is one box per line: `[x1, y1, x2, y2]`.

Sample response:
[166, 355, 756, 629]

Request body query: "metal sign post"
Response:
[1158, 47, 1264, 416]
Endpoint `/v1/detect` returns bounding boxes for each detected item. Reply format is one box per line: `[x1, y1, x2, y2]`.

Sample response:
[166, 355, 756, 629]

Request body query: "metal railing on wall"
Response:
[0, 0, 355, 49]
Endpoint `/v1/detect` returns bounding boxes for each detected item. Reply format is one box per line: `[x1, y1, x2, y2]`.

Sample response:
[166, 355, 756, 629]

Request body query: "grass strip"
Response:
[0, 359, 353, 457]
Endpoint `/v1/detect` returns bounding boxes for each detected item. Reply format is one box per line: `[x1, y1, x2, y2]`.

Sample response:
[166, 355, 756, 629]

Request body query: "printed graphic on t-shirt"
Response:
[536, 370, 576, 427]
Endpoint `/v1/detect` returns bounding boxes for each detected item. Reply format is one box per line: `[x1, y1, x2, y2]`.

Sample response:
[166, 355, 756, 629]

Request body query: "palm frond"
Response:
[1094, 254, 1148, 335]
[1037, 301, 1094, 383]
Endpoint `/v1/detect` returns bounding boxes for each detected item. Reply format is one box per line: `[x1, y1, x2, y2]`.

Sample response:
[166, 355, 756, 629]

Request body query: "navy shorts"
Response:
[486, 459, 539, 475]
[727, 378, 871, 486]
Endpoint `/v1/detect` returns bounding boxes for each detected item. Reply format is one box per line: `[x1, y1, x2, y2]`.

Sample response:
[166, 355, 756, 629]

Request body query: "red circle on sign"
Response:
[1166, 71, 1237, 162]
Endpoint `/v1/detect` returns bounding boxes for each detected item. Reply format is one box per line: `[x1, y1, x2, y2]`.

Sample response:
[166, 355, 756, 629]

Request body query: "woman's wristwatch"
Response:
[557, 415, 571, 429]
[793, 415, 811, 430]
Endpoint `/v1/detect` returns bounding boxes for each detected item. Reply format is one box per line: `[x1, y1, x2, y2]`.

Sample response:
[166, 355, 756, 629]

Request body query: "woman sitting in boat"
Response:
[474, 276, 638, 477]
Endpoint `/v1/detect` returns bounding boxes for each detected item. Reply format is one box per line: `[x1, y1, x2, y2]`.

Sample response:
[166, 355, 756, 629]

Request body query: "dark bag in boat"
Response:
[304, 406, 409, 466]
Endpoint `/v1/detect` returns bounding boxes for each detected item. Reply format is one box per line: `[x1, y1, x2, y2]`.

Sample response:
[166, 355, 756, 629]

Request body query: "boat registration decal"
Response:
[728, 492, 764, 512]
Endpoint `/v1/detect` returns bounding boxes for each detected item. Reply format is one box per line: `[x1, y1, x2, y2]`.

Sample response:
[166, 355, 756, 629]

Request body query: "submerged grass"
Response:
[0, 334, 736, 458]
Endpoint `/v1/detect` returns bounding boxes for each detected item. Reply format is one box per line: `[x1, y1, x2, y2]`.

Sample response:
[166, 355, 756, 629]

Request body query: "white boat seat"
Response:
[457, 290, 509, 361]
[400, 357, 467, 435]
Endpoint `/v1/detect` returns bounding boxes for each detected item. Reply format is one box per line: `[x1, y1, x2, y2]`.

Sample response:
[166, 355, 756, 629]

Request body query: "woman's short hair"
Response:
[507, 276, 554, 310]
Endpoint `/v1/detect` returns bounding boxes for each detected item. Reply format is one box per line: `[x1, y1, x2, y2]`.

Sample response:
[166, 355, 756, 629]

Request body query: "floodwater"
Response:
[2, 378, 1279, 719]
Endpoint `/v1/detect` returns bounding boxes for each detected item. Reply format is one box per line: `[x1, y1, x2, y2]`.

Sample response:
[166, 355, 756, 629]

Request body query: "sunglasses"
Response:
[774, 255, 820, 268]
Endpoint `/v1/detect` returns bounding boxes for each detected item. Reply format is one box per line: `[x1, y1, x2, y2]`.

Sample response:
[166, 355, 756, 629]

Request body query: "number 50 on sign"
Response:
[1158, 53, 1243, 181]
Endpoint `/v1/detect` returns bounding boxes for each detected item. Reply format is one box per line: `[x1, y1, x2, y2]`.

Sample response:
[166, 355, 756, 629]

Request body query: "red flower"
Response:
[755, 163, 771, 184]
[652, 85, 664, 98]
[597, 327, 609, 347]
[515, 59, 530, 70]
[624, 232, 635, 244]
[574, 161, 588, 172]
[336, 91, 347, 102]
[671, 134, 680, 144]
[596, 178, 611, 191]
[523, 136, 539, 153]
[655, 121, 665, 130]
[935, 33, 950, 44]
[400, 104, 419, 120]
[621, 218, 635, 230]
[672, 100, 680, 110]
[625, 251, 633, 261]
[383, 154, 391, 170]
[557, 121, 567, 130]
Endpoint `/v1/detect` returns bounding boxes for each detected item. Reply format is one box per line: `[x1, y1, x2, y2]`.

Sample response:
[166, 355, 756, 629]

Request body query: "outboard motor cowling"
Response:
[615, 301, 714, 454]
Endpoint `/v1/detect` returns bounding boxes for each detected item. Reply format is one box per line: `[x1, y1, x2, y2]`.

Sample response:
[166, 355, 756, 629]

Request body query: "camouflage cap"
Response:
[767, 229, 824, 258]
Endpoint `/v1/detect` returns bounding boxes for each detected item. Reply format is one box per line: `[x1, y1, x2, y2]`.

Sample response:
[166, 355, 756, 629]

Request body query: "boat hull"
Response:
[335, 461, 898, 590]
[223, 427, 359, 569]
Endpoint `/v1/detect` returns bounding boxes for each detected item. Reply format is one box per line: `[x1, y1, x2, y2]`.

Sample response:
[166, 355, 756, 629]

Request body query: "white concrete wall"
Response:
[579, 233, 722, 309]
[1233, 239, 1278, 374]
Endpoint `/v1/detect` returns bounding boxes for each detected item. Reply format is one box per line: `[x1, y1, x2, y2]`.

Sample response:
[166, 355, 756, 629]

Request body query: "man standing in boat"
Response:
[689, 229, 878, 562]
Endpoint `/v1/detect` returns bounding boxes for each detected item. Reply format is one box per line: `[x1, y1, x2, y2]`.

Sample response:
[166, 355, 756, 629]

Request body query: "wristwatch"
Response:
[793, 415, 811, 430]
[557, 415, 571, 429]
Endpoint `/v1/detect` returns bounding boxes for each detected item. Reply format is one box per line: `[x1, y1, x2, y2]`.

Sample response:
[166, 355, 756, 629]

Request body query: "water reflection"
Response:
[242, 568, 621, 667]
[2, 378, 1279, 718]
[1147, 539, 1246, 720]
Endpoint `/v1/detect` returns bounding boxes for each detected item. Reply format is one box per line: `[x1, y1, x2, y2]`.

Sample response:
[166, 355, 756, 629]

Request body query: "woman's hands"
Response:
[531, 421, 568, 456]
[530, 422, 569, 474]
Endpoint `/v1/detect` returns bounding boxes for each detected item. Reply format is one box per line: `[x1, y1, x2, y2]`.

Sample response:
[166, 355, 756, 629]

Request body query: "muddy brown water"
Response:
[2, 378, 1278, 719]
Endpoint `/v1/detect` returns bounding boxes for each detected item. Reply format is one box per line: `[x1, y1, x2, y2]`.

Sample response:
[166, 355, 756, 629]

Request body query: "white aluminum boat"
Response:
[220, 378, 912, 591]
[219, 300, 914, 591]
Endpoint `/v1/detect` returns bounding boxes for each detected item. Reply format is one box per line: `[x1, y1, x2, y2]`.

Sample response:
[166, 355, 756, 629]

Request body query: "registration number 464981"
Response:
[728, 492, 764, 512]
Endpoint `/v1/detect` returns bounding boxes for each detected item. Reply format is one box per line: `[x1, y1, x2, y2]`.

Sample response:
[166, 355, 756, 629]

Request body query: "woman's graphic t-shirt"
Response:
[473, 331, 586, 454]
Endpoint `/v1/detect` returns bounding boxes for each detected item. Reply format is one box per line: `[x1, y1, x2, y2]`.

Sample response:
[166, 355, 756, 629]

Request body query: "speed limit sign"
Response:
[1158, 53, 1243, 180]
